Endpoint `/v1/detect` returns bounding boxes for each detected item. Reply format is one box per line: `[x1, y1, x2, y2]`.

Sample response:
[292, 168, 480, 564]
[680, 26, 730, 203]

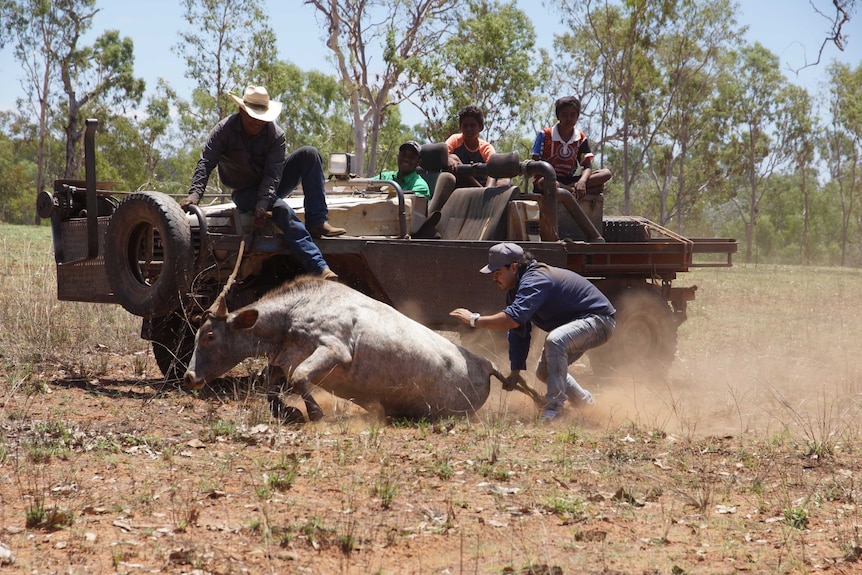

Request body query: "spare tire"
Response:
[105, 191, 193, 317]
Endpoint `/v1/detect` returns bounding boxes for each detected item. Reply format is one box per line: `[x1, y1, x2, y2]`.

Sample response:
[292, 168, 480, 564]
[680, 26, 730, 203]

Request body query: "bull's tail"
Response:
[490, 365, 544, 408]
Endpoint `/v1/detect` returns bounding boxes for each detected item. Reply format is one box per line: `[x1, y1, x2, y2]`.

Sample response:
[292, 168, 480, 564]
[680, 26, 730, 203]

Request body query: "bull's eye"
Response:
[201, 331, 215, 348]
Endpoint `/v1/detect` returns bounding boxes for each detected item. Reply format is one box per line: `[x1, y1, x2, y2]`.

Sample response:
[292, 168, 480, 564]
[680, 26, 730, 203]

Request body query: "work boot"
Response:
[539, 408, 560, 423]
[319, 268, 339, 281]
[309, 221, 346, 238]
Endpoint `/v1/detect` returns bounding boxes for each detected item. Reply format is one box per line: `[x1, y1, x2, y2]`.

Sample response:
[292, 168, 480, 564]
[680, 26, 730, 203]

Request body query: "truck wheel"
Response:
[105, 191, 194, 317]
[590, 287, 677, 379]
[150, 312, 196, 383]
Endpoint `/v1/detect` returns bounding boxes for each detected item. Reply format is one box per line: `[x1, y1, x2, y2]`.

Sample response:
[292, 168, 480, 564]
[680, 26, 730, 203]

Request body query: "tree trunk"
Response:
[800, 165, 810, 265]
[35, 67, 50, 224]
[64, 93, 82, 179]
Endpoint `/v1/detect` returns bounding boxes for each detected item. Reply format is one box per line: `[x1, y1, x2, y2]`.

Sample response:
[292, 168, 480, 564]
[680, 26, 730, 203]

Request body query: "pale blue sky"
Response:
[0, 0, 858, 121]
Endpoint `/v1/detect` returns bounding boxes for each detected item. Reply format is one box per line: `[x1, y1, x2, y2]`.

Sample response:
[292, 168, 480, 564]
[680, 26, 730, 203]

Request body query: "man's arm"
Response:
[450, 308, 528, 381]
[449, 309, 518, 330]
[255, 131, 287, 212]
[183, 122, 225, 206]
[574, 135, 595, 197]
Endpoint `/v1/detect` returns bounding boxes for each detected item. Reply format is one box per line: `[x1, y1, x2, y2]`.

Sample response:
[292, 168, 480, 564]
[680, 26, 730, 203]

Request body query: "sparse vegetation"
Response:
[373, 473, 398, 509]
[2, 225, 862, 571]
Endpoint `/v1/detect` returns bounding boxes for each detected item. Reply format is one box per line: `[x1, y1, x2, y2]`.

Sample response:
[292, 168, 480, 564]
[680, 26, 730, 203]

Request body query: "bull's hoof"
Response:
[307, 407, 325, 422]
[269, 396, 307, 424]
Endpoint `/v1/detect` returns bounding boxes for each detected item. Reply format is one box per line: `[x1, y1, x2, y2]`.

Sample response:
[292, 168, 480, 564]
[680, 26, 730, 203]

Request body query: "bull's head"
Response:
[182, 307, 260, 390]
[182, 242, 251, 390]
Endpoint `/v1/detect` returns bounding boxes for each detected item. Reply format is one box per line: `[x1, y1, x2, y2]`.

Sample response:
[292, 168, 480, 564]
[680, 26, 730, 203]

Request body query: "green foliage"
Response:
[25, 500, 74, 530]
[0, 134, 37, 224]
[784, 505, 809, 529]
[373, 473, 398, 509]
[265, 458, 298, 492]
[0, 1, 859, 263]
[201, 418, 239, 442]
[174, 0, 277, 135]
[409, 0, 549, 144]
[543, 495, 587, 523]
[435, 459, 454, 480]
[270, 62, 354, 162]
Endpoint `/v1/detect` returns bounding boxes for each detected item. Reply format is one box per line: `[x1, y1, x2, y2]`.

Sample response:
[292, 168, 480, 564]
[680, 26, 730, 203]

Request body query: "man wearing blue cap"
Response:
[450, 242, 616, 422]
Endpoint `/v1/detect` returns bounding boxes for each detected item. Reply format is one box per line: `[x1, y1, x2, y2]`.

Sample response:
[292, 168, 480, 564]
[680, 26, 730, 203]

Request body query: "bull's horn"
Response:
[207, 240, 245, 317]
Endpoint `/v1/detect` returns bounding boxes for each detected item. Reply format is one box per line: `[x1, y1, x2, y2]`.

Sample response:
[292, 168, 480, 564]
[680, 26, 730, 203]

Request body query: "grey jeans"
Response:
[536, 314, 615, 411]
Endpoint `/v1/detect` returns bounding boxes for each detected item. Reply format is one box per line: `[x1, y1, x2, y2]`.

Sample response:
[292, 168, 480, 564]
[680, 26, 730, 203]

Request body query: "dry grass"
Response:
[2, 223, 862, 574]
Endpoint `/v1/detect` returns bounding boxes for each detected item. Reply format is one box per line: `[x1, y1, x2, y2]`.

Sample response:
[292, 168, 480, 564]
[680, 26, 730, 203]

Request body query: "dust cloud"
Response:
[460, 266, 862, 439]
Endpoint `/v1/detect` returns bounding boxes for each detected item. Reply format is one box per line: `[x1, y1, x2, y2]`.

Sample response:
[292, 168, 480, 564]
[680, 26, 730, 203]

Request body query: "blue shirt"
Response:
[505, 261, 615, 370]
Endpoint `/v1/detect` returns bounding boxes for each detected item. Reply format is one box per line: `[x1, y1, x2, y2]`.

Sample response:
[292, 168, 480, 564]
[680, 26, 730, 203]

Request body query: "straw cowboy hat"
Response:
[227, 85, 283, 122]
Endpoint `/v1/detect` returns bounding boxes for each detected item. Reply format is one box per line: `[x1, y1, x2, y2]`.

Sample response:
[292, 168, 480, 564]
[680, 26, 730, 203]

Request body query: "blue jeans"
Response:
[276, 146, 329, 227]
[231, 149, 329, 274]
[536, 314, 615, 411]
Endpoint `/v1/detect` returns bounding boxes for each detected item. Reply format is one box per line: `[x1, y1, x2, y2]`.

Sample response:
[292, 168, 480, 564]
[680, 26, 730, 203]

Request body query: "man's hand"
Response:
[503, 370, 524, 392]
[449, 308, 472, 326]
[253, 207, 269, 229]
[179, 196, 197, 208]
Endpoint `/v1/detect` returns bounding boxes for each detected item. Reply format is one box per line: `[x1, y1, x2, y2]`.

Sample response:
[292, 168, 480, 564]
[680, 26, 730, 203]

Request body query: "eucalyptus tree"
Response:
[779, 85, 818, 264]
[4, 0, 103, 218]
[173, 0, 278, 145]
[138, 80, 179, 182]
[305, 0, 460, 176]
[404, 0, 550, 147]
[823, 61, 862, 266]
[715, 43, 796, 263]
[805, 0, 857, 67]
[6, 0, 144, 187]
[6, 0, 64, 208]
[271, 62, 353, 159]
[643, 0, 742, 230]
[93, 79, 178, 192]
[0, 0, 12, 48]
[0, 115, 37, 224]
[552, 0, 685, 215]
[58, 27, 144, 179]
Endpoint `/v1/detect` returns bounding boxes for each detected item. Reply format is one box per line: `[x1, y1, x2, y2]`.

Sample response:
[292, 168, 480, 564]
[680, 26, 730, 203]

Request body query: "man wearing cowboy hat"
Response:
[182, 85, 344, 279]
[450, 242, 615, 422]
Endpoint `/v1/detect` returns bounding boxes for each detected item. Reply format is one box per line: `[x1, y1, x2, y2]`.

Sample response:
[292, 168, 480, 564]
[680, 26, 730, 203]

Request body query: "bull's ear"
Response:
[228, 309, 259, 331]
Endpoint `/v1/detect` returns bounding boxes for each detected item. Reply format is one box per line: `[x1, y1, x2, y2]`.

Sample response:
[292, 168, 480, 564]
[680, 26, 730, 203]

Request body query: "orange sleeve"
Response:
[445, 134, 462, 153]
[479, 140, 496, 161]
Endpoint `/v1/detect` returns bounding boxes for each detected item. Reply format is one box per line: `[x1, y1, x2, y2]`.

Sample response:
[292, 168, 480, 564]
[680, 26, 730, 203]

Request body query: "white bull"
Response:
[183, 276, 535, 421]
